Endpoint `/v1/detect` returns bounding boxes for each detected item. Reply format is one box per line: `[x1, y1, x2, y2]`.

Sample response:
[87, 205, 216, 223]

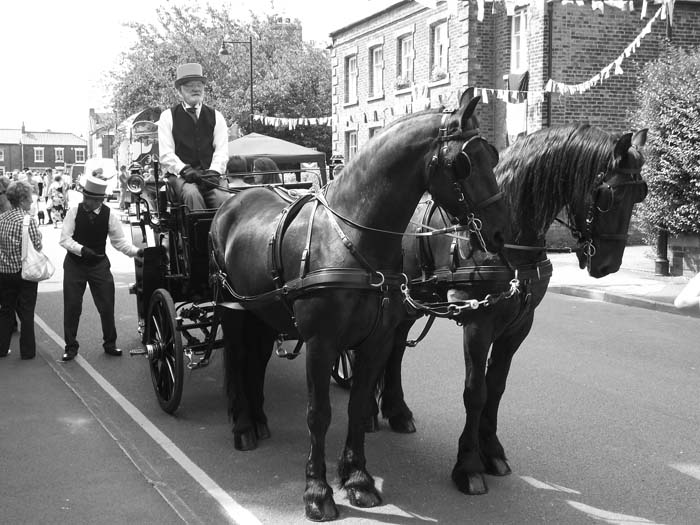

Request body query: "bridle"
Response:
[427, 112, 503, 249]
[557, 164, 647, 268]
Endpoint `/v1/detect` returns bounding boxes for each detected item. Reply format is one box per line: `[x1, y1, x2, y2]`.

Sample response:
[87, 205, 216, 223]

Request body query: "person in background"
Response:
[252, 157, 282, 185]
[0, 175, 10, 213]
[0, 180, 42, 360]
[226, 155, 249, 187]
[48, 175, 66, 227]
[118, 165, 129, 210]
[58, 175, 144, 361]
[158, 62, 229, 210]
[674, 273, 700, 311]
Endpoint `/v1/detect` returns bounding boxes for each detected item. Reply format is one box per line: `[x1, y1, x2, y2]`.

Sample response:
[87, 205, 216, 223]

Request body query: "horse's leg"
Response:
[380, 320, 416, 433]
[338, 333, 392, 509]
[480, 313, 534, 476]
[451, 322, 492, 495]
[221, 309, 258, 451]
[248, 314, 275, 441]
[303, 335, 339, 521]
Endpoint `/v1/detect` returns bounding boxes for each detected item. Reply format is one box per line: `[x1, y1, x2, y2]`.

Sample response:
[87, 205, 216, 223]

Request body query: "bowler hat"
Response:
[174, 63, 207, 88]
[81, 175, 109, 198]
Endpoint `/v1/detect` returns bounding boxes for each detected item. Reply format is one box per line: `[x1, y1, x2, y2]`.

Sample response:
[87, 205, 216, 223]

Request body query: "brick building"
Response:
[0, 125, 86, 176]
[329, 0, 700, 159]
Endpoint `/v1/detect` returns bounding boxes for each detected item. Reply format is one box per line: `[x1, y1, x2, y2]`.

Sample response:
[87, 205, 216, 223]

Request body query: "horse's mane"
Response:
[331, 107, 444, 186]
[496, 123, 618, 239]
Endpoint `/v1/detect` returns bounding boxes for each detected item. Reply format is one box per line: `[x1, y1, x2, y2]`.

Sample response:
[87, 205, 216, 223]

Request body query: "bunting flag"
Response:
[253, 114, 333, 129]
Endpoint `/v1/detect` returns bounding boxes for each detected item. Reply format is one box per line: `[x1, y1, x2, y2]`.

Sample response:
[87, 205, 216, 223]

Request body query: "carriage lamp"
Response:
[218, 34, 254, 131]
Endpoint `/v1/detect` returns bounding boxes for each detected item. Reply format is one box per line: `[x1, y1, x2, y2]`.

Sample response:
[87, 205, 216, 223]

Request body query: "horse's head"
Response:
[575, 128, 648, 277]
[426, 91, 508, 253]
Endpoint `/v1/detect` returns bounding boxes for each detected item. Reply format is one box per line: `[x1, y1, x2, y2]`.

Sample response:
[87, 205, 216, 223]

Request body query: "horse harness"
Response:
[211, 116, 505, 353]
[555, 164, 647, 268]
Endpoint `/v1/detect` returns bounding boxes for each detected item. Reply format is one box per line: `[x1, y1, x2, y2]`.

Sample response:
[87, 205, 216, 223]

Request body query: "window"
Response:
[344, 54, 358, 104]
[34, 147, 44, 163]
[55, 148, 64, 162]
[346, 131, 358, 161]
[430, 21, 448, 81]
[368, 127, 382, 140]
[0, 149, 4, 161]
[396, 34, 414, 89]
[75, 148, 85, 163]
[511, 8, 528, 72]
[369, 46, 384, 98]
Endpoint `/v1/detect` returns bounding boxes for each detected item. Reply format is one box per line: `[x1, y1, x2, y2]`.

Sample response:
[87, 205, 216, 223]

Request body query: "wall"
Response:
[331, 1, 470, 159]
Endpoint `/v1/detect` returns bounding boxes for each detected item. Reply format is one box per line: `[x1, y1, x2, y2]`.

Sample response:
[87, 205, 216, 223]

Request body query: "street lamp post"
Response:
[218, 35, 254, 132]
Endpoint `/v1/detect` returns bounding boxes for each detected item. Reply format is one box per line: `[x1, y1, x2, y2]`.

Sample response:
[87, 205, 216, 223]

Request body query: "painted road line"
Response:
[35, 316, 262, 525]
[519, 476, 581, 494]
[670, 463, 700, 482]
[567, 500, 661, 525]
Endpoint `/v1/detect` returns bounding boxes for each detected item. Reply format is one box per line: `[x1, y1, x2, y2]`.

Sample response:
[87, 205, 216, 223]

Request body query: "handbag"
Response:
[21, 215, 55, 282]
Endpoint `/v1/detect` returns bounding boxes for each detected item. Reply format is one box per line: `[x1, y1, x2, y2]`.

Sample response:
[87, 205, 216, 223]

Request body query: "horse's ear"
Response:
[632, 128, 648, 149]
[460, 87, 476, 104]
[459, 95, 481, 129]
[613, 132, 633, 161]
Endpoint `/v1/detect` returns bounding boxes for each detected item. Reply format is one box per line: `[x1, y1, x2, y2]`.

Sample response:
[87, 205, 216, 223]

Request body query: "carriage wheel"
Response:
[332, 349, 356, 390]
[145, 289, 184, 414]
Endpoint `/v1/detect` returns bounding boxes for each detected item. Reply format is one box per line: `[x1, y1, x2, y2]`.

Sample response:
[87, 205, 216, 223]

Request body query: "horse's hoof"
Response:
[304, 497, 338, 521]
[485, 457, 511, 477]
[233, 430, 258, 451]
[347, 487, 382, 508]
[255, 422, 271, 440]
[364, 414, 379, 433]
[452, 467, 488, 495]
[388, 415, 416, 434]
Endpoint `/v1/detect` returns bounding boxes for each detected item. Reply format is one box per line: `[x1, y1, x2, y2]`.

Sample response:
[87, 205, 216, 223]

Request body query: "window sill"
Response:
[367, 93, 385, 103]
[428, 75, 450, 88]
[394, 86, 413, 96]
[343, 100, 359, 108]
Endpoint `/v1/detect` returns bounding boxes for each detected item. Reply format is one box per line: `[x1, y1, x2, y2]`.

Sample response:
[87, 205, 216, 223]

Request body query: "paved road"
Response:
[7, 217, 699, 525]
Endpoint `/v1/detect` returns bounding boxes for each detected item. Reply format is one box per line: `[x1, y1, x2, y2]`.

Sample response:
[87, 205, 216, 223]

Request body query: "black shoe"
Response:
[104, 348, 123, 356]
[62, 350, 77, 361]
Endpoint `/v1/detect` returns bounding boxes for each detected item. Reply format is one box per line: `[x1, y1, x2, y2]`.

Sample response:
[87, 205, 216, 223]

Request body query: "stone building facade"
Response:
[330, 0, 700, 160]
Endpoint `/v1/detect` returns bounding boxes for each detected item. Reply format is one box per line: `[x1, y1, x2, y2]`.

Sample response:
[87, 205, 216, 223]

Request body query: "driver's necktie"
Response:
[185, 106, 198, 123]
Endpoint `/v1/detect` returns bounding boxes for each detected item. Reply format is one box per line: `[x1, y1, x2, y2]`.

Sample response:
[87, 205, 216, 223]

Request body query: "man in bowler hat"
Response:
[158, 62, 230, 210]
[59, 175, 144, 361]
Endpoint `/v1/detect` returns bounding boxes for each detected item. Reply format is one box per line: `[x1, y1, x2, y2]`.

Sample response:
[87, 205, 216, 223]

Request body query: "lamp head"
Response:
[218, 44, 231, 64]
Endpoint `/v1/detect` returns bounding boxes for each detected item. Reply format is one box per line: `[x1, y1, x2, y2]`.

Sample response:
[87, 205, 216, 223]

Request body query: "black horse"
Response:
[377, 123, 648, 496]
[209, 93, 509, 521]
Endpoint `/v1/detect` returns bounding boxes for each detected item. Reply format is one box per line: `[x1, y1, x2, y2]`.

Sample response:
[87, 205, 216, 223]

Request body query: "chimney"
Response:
[21, 122, 26, 133]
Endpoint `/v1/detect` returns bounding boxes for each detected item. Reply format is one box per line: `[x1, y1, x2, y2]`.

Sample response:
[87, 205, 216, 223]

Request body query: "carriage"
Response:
[124, 120, 327, 414]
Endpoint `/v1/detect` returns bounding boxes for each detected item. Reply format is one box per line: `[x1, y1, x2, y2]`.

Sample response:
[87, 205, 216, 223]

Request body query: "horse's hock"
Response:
[669, 234, 700, 276]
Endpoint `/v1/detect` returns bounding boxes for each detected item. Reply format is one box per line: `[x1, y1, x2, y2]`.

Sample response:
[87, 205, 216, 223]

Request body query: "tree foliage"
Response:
[630, 44, 700, 239]
[108, 4, 331, 156]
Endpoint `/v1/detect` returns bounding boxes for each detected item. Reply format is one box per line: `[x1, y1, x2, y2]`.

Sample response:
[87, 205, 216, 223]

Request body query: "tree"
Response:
[631, 45, 700, 240]
[108, 4, 331, 156]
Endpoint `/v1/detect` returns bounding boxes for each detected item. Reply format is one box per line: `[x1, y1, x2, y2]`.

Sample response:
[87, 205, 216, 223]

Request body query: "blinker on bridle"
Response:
[563, 165, 647, 267]
[429, 112, 503, 224]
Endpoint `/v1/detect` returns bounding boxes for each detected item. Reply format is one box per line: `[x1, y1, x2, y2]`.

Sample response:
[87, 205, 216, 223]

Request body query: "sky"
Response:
[0, 0, 394, 138]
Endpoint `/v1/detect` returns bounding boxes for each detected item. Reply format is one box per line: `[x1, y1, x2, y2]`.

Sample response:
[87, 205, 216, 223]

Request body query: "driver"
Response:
[158, 62, 230, 210]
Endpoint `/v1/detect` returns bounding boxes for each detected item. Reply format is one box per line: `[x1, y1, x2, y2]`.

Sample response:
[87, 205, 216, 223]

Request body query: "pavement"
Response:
[0, 237, 696, 523]
[547, 244, 698, 318]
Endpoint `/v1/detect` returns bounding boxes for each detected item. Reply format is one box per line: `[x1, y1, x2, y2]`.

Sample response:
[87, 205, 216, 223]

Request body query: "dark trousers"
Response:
[0, 272, 38, 359]
[168, 175, 229, 210]
[63, 255, 117, 354]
